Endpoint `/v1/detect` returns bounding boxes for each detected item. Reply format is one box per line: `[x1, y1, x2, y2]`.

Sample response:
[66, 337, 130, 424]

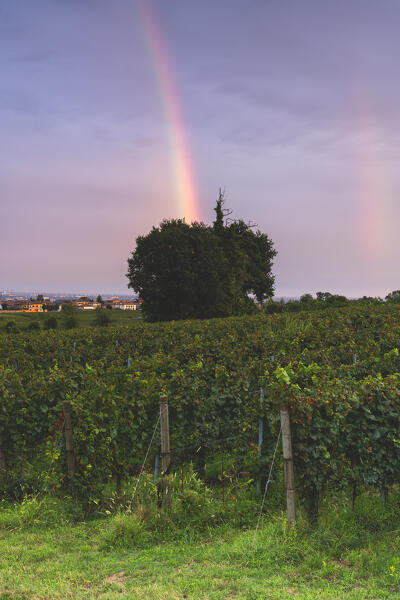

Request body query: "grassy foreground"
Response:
[1, 493, 400, 599]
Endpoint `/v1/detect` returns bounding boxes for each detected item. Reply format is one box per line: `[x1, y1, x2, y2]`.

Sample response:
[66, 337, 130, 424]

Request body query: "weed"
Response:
[0, 495, 84, 529]
[98, 511, 147, 549]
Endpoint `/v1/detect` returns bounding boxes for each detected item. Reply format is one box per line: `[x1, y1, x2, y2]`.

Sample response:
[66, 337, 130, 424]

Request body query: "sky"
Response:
[1, 0, 400, 297]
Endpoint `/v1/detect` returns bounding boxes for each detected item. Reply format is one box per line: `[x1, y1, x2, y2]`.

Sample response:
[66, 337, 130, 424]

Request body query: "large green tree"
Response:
[126, 195, 276, 321]
[127, 220, 226, 321]
[212, 190, 276, 310]
[385, 290, 400, 303]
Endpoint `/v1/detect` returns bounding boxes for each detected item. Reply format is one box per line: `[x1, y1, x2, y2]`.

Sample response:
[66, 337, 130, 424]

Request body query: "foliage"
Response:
[44, 317, 58, 330]
[0, 495, 84, 528]
[386, 290, 400, 303]
[61, 303, 78, 329]
[5, 320, 19, 334]
[1, 304, 400, 523]
[94, 307, 111, 326]
[215, 213, 276, 306]
[127, 219, 227, 321]
[44, 303, 59, 311]
[267, 292, 383, 314]
[126, 193, 276, 320]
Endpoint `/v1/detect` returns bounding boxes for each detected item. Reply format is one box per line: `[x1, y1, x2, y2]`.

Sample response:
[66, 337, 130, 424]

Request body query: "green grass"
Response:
[1, 490, 400, 599]
[0, 309, 142, 332]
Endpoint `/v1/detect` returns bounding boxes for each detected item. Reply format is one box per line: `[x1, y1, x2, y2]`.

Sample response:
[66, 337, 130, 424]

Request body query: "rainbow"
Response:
[138, 0, 201, 223]
[353, 88, 385, 263]
[359, 131, 382, 263]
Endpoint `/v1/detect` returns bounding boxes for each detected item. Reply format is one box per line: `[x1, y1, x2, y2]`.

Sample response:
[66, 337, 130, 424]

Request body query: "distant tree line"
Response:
[1, 304, 112, 335]
[265, 290, 400, 314]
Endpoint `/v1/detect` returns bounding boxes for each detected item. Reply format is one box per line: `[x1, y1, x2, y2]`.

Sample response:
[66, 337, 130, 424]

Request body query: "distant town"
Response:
[0, 290, 142, 313]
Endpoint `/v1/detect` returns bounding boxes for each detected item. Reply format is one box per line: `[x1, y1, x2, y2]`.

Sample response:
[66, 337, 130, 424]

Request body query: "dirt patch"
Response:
[105, 571, 128, 585]
[332, 560, 352, 568]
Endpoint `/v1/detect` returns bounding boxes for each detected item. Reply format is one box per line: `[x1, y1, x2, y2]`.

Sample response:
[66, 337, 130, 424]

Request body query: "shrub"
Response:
[94, 307, 111, 327]
[0, 496, 84, 529]
[5, 320, 19, 334]
[265, 301, 284, 314]
[44, 317, 58, 330]
[61, 304, 78, 329]
[98, 512, 146, 549]
[63, 317, 77, 329]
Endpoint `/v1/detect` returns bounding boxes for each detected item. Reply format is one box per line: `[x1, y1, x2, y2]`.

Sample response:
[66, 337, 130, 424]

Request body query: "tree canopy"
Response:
[126, 193, 277, 321]
[385, 290, 400, 303]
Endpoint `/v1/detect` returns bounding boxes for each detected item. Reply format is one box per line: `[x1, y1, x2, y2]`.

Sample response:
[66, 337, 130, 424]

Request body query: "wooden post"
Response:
[159, 395, 171, 510]
[62, 400, 75, 488]
[0, 446, 6, 480]
[280, 404, 296, 526]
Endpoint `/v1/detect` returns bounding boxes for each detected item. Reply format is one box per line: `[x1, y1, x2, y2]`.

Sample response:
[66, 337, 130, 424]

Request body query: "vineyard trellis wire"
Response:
[1, 304, 400, 523]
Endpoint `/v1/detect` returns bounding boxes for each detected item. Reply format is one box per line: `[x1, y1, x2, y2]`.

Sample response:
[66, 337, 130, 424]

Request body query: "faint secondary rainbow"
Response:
[359, 129, 382, 262]
[138, 0, 201, 223]
[353, 87, 386, 263]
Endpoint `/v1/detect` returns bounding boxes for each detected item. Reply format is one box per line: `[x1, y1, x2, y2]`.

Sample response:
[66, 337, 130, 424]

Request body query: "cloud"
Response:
[2, 0, 400, 295]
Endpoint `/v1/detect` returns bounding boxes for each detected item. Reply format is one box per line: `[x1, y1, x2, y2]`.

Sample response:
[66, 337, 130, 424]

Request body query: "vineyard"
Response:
[1, 304, 400, 521]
